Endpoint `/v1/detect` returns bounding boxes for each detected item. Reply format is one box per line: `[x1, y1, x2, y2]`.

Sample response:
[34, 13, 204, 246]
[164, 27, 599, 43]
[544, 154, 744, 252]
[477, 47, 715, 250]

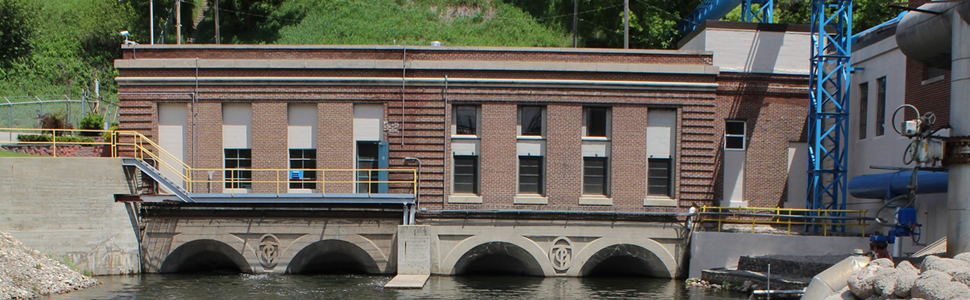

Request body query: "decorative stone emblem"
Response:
[257, 234, 280, 269]
[549, 237, 573, 272]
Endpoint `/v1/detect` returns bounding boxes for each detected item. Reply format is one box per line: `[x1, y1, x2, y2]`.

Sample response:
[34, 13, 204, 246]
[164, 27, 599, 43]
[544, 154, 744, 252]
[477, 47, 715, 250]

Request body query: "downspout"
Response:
[401, 43, 407, 146]
[193, 58, 199, 175]
[443, 75, 449, 206]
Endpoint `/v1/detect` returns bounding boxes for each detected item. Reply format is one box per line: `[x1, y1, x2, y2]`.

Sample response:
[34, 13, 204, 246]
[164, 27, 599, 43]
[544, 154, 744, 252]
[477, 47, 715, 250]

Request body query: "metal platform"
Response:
[115, 192, 415, 205]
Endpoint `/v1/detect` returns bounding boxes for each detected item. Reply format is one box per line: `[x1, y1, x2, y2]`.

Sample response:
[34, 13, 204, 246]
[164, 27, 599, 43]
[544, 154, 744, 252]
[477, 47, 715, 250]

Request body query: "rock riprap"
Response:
[827, 254, 970, 300]
[0, 231, 99, 299]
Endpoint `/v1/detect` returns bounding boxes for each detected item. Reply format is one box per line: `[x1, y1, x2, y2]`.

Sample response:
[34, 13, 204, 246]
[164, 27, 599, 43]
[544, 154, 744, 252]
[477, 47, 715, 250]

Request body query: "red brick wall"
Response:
[317, 102, 354, 194]
[905, 58, 950, 128]
[611, 106, 648, 206]
[189, 101, 223, 193]
[546, 105, 583, 206]
[252, 102, 287, 193]
[479, 103, 517, 205]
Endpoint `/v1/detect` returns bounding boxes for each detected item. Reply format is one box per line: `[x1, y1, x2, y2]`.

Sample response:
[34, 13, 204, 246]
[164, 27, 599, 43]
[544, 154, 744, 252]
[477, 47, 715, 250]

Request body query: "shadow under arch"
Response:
[159, 239, 252, 274]
[452, 242, 544, 276]
[579, 244, 669, 278]
[286, 239, 380, 274]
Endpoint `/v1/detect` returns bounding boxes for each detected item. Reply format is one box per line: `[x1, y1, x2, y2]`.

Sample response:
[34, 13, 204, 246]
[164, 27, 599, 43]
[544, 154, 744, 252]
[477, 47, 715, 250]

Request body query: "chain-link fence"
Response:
[0, 96, 119, 129]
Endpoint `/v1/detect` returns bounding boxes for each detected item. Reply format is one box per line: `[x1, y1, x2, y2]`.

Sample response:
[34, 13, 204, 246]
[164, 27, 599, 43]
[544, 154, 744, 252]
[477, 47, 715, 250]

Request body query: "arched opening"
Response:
[579, 244, 670, 278]
[286, 239, 380, 274]
[452, 242, 543, 276]
[159, 239, 251, 274]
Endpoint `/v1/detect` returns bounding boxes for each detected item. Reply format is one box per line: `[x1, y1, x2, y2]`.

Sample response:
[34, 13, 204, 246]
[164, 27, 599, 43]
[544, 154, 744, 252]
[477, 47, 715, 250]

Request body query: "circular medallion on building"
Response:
[549, 237, 573, 272]
[257, 234, 280, 269]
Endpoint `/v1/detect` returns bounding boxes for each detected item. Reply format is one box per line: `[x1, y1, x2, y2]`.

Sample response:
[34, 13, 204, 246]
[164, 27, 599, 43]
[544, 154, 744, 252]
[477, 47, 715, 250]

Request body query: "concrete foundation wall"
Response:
[0, 157, 139, 275]
[689, 231, 867, 278]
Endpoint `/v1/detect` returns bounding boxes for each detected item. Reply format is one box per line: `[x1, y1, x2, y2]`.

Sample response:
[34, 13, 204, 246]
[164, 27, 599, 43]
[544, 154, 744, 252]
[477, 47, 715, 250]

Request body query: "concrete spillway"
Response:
[895, 0, 970, 256]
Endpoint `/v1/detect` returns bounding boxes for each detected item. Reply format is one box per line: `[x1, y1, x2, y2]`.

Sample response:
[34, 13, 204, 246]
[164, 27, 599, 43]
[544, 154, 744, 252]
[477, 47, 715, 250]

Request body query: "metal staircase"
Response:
[121, 157, 194, 203]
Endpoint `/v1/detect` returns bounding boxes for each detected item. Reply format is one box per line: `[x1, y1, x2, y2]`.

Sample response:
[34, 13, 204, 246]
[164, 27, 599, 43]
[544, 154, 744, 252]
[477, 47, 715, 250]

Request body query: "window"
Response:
[518, 156, 544, 194]
[453, 156, 479, 194]
[519, 106, 544, 136]
[724, 121, 745, 150]
[876, 77, 887, 136]
[859, 82, 869, 139]
[648, 158, 671, 196]
[224, 149, 252, 189]
[924, 66, 946, 80]
[454, 106, 478, 135]
[584, 107, 609, 137]
[357, 142, 379, 193]
[583, 157, 608, 195]
[289, 149, 316, 189]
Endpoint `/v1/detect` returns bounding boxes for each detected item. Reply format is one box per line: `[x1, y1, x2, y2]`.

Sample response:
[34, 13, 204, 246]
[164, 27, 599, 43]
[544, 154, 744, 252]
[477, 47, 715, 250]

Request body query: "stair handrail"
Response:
[113, 131, 192, 192]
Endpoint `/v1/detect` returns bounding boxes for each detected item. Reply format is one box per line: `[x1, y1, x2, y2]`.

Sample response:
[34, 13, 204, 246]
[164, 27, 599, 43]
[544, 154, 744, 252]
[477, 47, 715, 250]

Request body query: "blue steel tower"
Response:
[807, 0, 852, 222]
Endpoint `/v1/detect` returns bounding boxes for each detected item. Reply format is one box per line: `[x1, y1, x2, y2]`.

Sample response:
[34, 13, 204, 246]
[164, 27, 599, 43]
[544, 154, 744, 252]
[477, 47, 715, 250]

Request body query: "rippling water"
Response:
[45, 274, 747, 300]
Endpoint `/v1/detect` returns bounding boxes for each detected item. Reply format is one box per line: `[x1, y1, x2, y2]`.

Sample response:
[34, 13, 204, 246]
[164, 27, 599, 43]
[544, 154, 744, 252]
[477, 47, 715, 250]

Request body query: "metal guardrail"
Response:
[0, 127, 417, 197]
[697, 206, 870, 236]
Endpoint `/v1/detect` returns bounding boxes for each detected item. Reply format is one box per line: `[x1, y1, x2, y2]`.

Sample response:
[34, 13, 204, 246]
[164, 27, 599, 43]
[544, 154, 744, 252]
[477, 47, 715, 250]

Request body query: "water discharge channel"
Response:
[46, 274, 748, 300]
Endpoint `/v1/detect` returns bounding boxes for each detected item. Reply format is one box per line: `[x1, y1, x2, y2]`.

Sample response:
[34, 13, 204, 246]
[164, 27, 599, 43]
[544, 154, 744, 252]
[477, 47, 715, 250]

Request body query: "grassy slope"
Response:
[275, 0, 571, 47]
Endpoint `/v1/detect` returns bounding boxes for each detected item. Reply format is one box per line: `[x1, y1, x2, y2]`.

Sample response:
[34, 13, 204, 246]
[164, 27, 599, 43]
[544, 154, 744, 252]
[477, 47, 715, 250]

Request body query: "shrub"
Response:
[17, 134, 95, 143]
[38, 113, 70, 135]
[78, 114, 104, 136]
[102, 122, 119, 141]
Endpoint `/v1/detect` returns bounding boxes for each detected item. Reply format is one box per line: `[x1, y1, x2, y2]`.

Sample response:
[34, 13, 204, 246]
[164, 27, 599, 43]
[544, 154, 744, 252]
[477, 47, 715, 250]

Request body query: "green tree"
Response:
[0, 0, 34, 67]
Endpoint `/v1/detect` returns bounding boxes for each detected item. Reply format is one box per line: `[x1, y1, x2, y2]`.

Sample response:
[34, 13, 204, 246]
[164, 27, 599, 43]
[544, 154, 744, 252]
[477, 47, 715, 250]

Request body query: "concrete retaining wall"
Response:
[0, 157, 139, 275]
[689, 231, 868, 278]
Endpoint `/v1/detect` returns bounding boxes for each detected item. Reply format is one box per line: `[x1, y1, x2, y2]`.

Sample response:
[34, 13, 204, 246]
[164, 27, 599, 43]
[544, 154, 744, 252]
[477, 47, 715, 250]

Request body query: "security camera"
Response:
[120, 30, 130, 37]
[119, 30, 138, 45]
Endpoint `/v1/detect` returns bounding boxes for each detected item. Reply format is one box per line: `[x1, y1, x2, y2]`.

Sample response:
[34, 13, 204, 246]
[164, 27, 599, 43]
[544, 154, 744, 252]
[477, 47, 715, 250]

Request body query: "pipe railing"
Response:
[698, 206, 870, 236]
[0, 127, 417, 198]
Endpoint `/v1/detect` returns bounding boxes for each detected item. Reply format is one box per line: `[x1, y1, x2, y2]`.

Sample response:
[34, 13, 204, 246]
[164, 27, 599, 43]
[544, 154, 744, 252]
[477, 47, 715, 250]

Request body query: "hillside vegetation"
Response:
[0, 0, 899, 112]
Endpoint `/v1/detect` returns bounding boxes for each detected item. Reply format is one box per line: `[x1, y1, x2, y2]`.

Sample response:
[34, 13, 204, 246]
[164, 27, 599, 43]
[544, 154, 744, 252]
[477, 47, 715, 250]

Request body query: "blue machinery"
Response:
[680, 0, 854, 230]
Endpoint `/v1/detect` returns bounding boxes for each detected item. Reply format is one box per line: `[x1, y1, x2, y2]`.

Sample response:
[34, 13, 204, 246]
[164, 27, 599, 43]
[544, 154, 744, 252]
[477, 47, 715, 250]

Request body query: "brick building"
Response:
[114, 22, 810, 212]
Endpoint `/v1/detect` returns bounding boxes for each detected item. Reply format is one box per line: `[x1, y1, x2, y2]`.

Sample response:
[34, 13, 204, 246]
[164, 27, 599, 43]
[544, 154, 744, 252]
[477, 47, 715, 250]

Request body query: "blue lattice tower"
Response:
[807, 0, 852, 231]
[678, 0, 774, 36]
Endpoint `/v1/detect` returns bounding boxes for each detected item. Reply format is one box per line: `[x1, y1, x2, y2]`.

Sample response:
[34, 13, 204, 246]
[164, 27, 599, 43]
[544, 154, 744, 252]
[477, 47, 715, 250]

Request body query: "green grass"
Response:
[0, 150, 42, 157]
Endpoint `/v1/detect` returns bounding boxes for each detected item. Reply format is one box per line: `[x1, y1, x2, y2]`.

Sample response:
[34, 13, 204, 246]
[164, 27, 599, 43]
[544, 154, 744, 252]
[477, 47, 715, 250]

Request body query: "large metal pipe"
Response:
[896, 0, 970, 256]
[847, 171, 948, 199]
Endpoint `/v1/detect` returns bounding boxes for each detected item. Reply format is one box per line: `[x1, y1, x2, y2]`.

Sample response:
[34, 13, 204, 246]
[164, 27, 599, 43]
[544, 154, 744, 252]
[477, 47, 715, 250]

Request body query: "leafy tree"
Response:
[0, 0, 34, 67]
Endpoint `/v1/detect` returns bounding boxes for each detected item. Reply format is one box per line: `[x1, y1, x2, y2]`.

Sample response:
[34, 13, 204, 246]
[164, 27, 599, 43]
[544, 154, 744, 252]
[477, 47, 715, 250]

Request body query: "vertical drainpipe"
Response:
[948, 10, 970, 256]
[401, 43, 407, 147]
[193, 58, 199, 179]
[443, 76, 449, 206]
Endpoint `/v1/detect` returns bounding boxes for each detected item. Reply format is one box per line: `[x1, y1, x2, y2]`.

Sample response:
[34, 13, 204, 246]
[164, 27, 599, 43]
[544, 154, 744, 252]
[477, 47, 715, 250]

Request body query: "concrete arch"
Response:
[159, 239, 253, 273]
[441, 235, 555, 276]
[567, 237, 678, 278]
[452, 241, 545, 276]
[286, 239, 381, 274]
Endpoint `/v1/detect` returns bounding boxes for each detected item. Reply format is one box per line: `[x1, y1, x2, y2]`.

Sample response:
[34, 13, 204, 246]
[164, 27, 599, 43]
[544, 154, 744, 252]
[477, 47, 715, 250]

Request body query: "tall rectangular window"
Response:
[725, 121, 746, 150]
[859, 82, 869, 139]
[583, 157, 609, 196]
[876, 77, 887, 136]
[357, 142, 379, 193]
[519, 106, 544, 136]
[453, 156, 479, 194]
[289, 149, 316, 189]
[224, 149, 252, 189]
[518, 156, 544, 194]
[454, 106, 478, 135]
[584, 107, 609, 137]
[647, 158, 671, 196]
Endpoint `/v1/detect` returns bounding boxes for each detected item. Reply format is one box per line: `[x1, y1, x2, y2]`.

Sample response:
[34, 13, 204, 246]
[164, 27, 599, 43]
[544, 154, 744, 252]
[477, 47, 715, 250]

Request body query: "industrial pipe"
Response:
[896, 0, 970, 256]
[847, 170, 948, 199]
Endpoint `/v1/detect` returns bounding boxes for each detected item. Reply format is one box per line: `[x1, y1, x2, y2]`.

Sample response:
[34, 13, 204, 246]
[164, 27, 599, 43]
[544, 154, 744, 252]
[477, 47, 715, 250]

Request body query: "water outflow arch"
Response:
[159, 239, 253, 273]
[895, 0, 970, 256]
[286, 239, 381, 274]
[579, 244, 670, 277]
[452, 242, 545, 276]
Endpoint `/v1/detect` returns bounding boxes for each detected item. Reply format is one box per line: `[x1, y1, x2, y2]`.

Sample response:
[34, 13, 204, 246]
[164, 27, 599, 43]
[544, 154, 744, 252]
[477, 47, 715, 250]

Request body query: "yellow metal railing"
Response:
[0, 127, 417, 197]
[697, 206, 869, 236]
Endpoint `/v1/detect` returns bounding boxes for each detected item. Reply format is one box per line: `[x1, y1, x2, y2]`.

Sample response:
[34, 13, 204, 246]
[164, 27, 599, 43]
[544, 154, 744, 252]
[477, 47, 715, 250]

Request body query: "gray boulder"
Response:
[921, 255, 970, 276]
[872, 267, 899, 297]
[848, 265, 883, 299]
[870, 258, 895, 269]
[953, 252, 970, 264]
[952, 271, 970, 287]
[822, 286, 859, 300]
[895, 266, 919, 298]
[897, 260, 920, 275]
[911, 270, 970, 300]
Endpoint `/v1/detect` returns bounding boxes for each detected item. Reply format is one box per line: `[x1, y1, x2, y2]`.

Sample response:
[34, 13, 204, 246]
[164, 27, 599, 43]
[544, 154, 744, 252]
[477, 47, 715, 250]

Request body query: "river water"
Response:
[45, 274, 746, 300]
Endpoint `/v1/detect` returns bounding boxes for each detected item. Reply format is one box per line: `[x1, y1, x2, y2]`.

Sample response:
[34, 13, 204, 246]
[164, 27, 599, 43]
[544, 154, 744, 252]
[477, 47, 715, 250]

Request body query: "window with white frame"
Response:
[453, 155, 479, 194]
[224, 148, 252, 189]
[724, 121, 746, 150]
[289, 149, 316, 189]
[584, 107, 610, 137]
[519, 106, 544, 137]
[518, 156, 544, 195]
[454, 105, 479, 136]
